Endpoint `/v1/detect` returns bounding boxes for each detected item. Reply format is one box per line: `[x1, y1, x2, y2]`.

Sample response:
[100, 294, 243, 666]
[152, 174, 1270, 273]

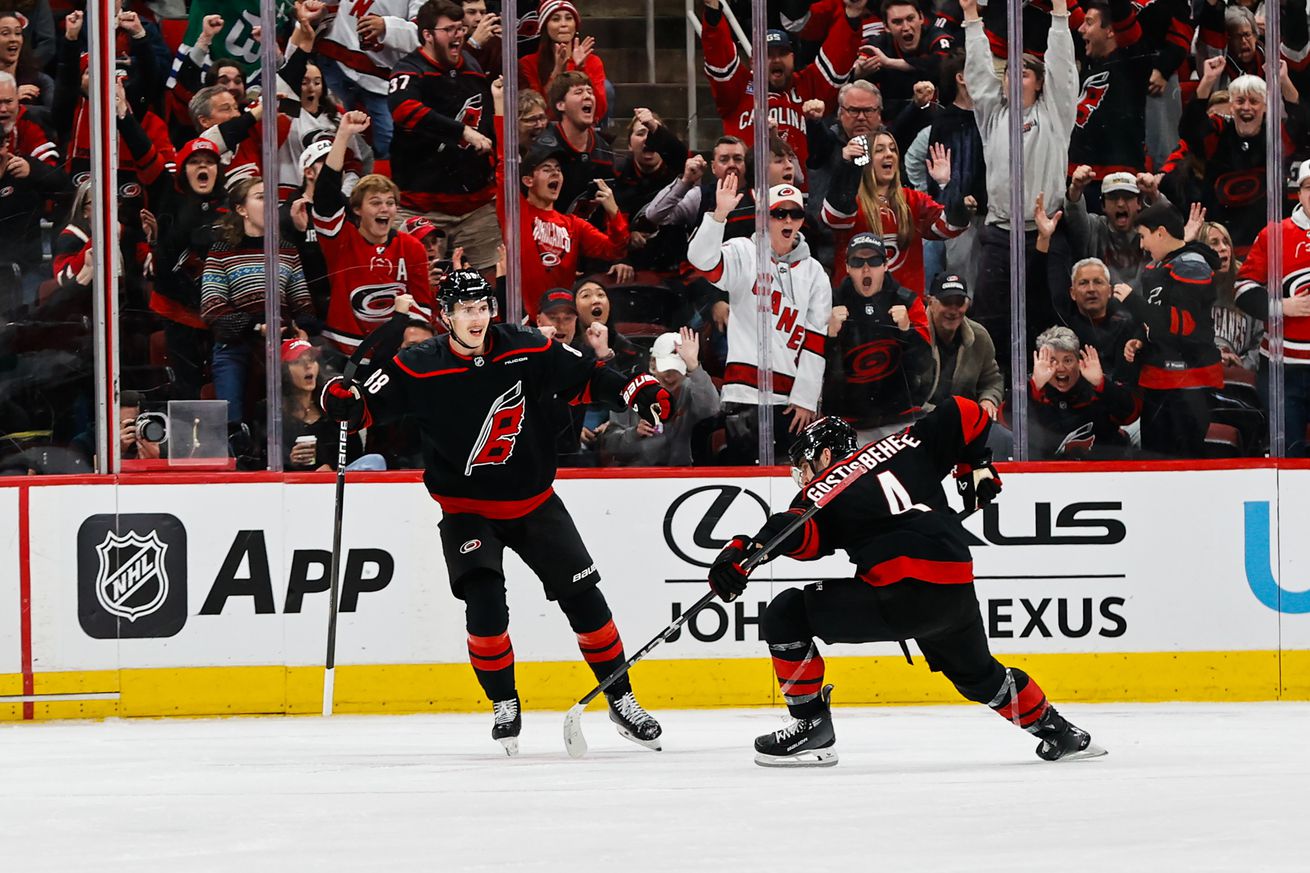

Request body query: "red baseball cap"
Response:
[402, 215, 445, 243]
[281, 338, 318, 362]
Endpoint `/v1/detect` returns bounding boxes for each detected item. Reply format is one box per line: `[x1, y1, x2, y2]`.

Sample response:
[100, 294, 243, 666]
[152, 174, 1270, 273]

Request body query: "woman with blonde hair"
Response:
[1200, 219, 1261, 371]
[820, 127, 970, 293]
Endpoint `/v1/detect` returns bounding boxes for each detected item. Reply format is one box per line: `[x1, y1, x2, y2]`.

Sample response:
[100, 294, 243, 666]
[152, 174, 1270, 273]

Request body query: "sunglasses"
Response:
[846, 254, 885, 268]
[769, 207, 805, 220]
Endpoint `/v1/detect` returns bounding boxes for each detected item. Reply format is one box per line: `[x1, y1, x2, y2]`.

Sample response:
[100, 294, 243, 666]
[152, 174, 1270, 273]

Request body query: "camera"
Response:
[136, 411, 168, 445]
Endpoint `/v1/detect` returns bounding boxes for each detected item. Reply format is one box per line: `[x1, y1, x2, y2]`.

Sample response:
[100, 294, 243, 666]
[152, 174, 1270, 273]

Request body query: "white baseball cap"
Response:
[1297, 159, 1310, 186]
[767, 184, 804, 209]
[299, 139, 333, 176]
[1101, 172, 1139, 196]
[650, 332, 687, 375]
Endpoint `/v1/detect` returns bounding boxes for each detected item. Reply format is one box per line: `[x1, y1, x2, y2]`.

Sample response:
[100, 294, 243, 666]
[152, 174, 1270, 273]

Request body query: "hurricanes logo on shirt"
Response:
[350, 283, 402, 323]
[1075, 70, 1111, 128]
[847, 339, 901, 383]
[533, 216, 572, 268]
[466, 381, 526, 475]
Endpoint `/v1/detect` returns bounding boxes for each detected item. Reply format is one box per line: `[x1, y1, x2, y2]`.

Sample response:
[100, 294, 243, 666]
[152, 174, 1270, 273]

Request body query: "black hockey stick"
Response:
[322, 317, 407, 717]
[562, 451, 882, 757]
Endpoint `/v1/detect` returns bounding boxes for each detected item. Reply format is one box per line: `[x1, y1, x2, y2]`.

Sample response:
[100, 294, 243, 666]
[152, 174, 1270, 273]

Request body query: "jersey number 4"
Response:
[465, 381, 526, 476]
[878, 471, 929, 515]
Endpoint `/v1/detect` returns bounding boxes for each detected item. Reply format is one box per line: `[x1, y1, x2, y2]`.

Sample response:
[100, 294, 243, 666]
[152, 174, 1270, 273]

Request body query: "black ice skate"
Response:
[491, 694, 522, 757]
[605, 690, 663, 751]
[1031, 708, 1107, 762]
[754, 684, 838, 768]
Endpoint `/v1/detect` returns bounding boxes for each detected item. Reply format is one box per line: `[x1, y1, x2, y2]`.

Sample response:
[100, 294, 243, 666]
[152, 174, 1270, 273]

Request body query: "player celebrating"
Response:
[321, 270, 672, 756]
[707, 401, 1106, 767]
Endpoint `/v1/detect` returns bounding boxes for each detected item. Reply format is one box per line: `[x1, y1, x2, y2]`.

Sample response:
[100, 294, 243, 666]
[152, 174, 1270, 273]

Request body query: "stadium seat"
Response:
[1203, 422, 1243, 458]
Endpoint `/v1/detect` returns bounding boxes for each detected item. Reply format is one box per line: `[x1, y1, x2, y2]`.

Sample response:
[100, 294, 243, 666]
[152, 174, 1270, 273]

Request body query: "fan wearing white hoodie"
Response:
[687, 179, 832, 461]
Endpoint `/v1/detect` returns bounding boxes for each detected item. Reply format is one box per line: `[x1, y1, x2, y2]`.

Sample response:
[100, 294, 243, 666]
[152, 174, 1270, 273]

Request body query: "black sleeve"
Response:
[279, 48, 312, 99]
[213, 110, 259, 153]
[647, 121, 687, 172]
[824, 156, 862, 220]
[911, 394, 993, 476]
[312, 164, 348, 219]
[538, 336, 632, 410]
[806, 119, 836, 170]
[51, 35, 81, 146]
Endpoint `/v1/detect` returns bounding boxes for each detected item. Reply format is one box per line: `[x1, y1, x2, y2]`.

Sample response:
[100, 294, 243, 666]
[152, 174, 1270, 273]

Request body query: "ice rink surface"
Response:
[2, 702, 1307, 873]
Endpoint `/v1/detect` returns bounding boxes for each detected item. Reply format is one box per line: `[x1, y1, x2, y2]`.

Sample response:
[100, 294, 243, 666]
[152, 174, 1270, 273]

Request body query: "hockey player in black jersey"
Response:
[322, 270, 672, 755]
[707, 400, 1106, 767]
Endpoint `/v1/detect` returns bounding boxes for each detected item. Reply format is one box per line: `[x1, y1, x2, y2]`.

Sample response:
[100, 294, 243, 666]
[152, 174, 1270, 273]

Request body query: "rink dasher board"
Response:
[0, 466, 1307, 720]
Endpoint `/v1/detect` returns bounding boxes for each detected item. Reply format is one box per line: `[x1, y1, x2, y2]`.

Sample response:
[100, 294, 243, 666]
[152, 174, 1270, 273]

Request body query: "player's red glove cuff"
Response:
[319, 376, 369, 431]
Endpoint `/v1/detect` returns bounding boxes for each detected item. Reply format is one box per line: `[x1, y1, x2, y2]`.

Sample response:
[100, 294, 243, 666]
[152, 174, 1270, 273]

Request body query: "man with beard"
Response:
[1182, 60, 1305, 255]
[823, 233, 932, 444]
[701, 0, 860, 166]
[1064, 169, 1158, 285]
[389, 0, 499, 273]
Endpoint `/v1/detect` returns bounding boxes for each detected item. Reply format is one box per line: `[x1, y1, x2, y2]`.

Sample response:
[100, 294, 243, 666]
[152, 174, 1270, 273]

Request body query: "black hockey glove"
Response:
[708, 535, 759, 602]
[319, 376, 366, 430]
[954, 460, 1002, 513]
[621, 374, 672, 426]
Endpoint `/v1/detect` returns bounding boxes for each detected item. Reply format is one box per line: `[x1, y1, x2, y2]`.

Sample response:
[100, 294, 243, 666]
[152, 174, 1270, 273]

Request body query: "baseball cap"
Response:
[846, 232, 886, 263]
[650, 332, 687, 375]
[1297, 159, 1310, 186]
[768, 184, 803, 209]
[766, 29, 793, 52]
[1101, 171, 1139, 196]
[402, 215, 446, 244]
[299, 138, 333, 175]
[521, 143, 568, 175]
[538, 288, 577, 315]
[280, 338, 318, 362]
[176, 137, 221, 166]
[928, 272, 971, 301]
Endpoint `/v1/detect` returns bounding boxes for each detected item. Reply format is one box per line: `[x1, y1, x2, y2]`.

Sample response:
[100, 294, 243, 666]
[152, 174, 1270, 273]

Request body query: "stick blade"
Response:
[563, 703, 589, 758]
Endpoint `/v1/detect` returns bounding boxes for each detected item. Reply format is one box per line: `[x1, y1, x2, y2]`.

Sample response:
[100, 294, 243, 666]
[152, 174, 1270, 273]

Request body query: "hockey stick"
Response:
[322, 320, 406, 718]
[562, 449, 883, 757]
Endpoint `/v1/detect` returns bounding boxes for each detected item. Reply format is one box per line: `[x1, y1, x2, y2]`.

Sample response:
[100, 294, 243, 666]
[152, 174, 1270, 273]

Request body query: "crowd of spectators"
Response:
[2, 0, 1309, 475]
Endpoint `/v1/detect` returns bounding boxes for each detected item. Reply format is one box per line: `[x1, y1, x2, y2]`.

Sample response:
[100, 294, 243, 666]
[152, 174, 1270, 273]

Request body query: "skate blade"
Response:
[754, 748, 838, 768]
[1058, 741, 1107, 762]
[615, 725, 663, 751]
[497, 737, 520, 757]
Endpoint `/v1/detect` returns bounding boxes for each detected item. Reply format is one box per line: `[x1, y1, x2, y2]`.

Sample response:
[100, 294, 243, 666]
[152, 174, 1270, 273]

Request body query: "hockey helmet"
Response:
[788, 416, 857, 484]
[437, 269, 498, 319]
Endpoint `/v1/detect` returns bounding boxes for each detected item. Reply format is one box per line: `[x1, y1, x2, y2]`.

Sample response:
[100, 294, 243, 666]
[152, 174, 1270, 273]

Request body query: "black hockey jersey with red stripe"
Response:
[388, 47, 497, 215]
[747, 397, 992, 587]
[358, 324, 629, 519]
[1123, 241, 1222, 390]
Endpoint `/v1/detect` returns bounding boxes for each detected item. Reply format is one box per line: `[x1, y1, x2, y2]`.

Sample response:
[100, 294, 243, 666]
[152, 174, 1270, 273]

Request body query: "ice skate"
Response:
[754, 684, 838, 768]
[606, 690, 663, 751]
[491, 694, 522, 756]
[1032, 708, 1107, 762]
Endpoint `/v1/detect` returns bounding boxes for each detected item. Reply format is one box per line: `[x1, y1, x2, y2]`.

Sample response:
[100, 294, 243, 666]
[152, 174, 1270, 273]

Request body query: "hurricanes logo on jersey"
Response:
[350, 283, 402, 323]
[847, 339, 901, 383]
[466, 381, 526, 475]
[1075, 71, 1111, 128]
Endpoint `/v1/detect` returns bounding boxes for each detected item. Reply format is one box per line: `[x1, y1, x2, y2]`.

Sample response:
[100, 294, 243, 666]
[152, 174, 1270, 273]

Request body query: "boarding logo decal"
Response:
[78, 514, 188, 639]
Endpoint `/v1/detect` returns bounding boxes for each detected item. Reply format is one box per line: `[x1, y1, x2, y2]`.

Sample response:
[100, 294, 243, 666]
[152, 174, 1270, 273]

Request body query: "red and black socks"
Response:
[769, 640, 828, 718]
[559, 588, 631, 695]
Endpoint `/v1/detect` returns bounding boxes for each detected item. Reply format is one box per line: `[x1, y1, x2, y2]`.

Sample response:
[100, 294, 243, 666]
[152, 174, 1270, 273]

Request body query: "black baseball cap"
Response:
[846, 232, 886, 264]
[539, 288, 577, 315]
[928, 272, 971, 301]
[521, 144, 568, 175]
[766, 29, 792, 52]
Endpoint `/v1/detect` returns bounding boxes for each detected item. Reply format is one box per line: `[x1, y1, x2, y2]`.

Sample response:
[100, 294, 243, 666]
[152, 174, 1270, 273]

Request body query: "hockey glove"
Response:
[319, 376, 366, 430]
[708, 535, 759, 602]
[954, 461, 1002, 513]
[621, 374, 672, 427]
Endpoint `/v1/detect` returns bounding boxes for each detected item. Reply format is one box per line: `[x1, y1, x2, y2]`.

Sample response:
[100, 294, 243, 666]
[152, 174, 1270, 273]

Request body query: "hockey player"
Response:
[706, 403, 1106, 767]
[320, 269, 672, 755]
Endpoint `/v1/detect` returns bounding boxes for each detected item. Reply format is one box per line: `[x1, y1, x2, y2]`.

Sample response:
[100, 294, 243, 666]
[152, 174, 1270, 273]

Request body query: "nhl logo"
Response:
[94, 529, 171, 622]
[78, 513, 187, 639]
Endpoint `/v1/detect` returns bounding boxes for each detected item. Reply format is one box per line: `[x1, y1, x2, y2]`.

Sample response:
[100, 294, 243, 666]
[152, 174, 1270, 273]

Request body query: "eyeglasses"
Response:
[846, 254, 885, 268]
[841, 105, 882, 116]
[433, 23, 468, 36]
[769, 207, 805, 220]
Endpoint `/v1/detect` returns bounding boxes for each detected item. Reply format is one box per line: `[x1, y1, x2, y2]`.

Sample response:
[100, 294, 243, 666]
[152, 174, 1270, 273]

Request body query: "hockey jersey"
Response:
[1069, 45, 1155, 177]
[742, 396, 992, 588]
[357, 323, 629, 518]
[686, 212, 831, 411]
[389, 46, 497, 215]
[701, 5, 858, 167]
[311, 165, 434, 353]
[1028, 375, 1140, 460]
[1235, 206, 1310, 364]
[1123, 241, 1222, 390]
[316, 0, 423, 95]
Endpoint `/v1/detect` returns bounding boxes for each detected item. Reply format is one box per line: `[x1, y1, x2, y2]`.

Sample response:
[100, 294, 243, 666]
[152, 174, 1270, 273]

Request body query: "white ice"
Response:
[2, 703, 1307, 873]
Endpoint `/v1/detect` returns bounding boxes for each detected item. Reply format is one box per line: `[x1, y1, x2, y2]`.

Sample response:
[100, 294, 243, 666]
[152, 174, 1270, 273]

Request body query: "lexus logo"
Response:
[662, 485, 771, 567]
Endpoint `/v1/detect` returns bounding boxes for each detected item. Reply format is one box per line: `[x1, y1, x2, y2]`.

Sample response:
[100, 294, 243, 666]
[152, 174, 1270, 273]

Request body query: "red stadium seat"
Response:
[1203, 423, 1243, 458]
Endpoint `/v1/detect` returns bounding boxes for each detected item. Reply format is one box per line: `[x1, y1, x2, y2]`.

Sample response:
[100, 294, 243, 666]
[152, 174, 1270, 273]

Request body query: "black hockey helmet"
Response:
[788, 416, 857, 481]
[436, 269, 498, 319]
